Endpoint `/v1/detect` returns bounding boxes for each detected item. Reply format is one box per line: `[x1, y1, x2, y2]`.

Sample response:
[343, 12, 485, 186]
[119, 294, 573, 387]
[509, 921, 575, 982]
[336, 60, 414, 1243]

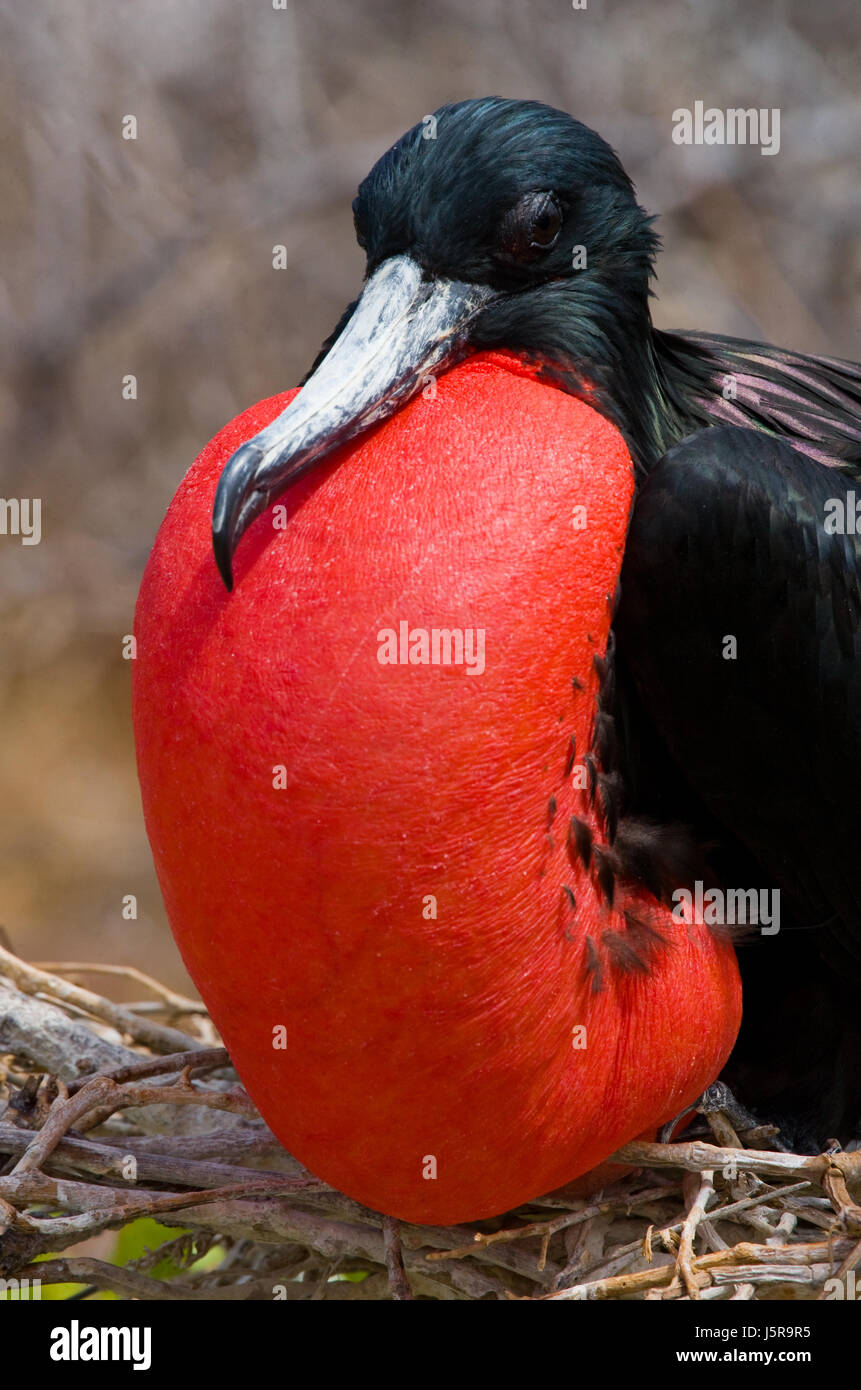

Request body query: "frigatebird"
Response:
[126, 96, 861, 1222]
[209, 97, 861, 1152]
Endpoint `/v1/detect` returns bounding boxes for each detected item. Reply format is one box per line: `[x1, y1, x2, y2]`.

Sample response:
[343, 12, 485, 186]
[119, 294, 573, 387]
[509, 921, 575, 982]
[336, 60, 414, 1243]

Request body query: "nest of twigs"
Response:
[1, 939, 859, 1301]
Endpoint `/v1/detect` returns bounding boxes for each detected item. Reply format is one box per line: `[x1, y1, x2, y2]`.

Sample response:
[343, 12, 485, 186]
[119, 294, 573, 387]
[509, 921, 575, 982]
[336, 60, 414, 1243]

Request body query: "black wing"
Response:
[613, 424, 861, 1146]
[656, 330, 861, 470]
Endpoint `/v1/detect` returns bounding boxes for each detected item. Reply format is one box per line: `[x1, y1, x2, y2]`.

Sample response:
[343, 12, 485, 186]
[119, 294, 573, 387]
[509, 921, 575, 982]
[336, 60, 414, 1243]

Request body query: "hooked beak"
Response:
[212, 254, 496, 590]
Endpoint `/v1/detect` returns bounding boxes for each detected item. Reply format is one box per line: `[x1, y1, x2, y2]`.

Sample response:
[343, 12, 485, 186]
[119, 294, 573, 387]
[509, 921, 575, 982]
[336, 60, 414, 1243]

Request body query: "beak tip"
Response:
[212, 440, 268, 593]
[212, 531, 235, 592]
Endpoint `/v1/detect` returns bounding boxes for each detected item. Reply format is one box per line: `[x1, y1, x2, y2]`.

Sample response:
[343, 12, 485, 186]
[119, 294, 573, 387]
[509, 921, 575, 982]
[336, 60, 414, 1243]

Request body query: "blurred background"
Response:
[0, 0, 858, 993]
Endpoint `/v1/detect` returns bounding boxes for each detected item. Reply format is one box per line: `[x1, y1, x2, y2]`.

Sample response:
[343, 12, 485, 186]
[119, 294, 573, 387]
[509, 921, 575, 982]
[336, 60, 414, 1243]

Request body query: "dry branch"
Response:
[0, 944, 204, 1055]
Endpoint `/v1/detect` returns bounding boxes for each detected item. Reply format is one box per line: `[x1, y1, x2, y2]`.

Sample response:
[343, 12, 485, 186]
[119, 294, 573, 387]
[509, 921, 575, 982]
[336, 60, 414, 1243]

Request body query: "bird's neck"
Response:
[509, 270, 709, 473]
[503, 267, 859, 474]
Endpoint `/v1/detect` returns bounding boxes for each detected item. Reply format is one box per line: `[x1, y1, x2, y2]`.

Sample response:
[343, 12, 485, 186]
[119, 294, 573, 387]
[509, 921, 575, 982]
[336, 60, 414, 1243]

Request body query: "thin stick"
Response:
[816, 1233, 861, 1299]
[33, 962, 206, 1016]
[425, 1186, 678, 1262]
[65, 1047, 231, 1095]
[822, 1165, 861, 1234]
[614, 1138, 861, 1184]
[675, 1170, 715, 1299]
[11, 1073, 256, 1175]
[19, 1257, 308, 1301]
[542, 1238, 856, 1301]
[382, 1216, 413, 1300]
[0, 943, 201, 1055]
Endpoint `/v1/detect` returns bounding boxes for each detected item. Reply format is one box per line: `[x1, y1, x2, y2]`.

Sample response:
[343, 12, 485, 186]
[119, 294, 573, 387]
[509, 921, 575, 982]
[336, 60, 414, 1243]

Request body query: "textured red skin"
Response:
[133, 352, 741, 1223]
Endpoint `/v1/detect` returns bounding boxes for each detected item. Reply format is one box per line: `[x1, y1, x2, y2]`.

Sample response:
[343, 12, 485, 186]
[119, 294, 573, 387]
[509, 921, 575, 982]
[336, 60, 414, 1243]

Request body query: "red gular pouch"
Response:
[133, 352, 741, 1224]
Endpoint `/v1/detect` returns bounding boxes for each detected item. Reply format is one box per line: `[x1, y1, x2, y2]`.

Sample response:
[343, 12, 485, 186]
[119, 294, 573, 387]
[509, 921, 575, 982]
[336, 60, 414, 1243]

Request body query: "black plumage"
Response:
[615, 427, 861, 1147]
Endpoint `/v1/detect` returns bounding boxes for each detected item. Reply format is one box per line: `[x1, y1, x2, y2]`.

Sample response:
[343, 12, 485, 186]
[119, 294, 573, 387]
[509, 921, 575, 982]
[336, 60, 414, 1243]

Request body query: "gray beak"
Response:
[211, 254, 496, 590]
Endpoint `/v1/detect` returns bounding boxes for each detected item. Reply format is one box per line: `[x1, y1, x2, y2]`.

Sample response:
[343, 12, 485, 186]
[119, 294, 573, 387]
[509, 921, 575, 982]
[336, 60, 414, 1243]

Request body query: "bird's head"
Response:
[213, 97, 658, 589]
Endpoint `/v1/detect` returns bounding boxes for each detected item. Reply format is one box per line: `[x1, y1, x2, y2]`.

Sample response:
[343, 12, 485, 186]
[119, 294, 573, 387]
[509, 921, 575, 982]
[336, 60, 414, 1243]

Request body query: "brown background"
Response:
[1, 0, 858, 992]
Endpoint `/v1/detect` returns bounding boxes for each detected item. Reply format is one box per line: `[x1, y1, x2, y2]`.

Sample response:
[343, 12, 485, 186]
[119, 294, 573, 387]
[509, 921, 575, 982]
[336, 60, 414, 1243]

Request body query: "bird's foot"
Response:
[658, 1080, 790, 1151]
[697, 1080, 760, 1130]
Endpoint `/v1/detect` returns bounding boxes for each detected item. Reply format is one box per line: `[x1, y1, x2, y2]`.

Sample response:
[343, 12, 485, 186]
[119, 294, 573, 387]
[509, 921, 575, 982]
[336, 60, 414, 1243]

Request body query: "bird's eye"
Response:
[497, 192, 563, 262]
[529, 195, 563, 247]
[352, 196, 368, 250]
